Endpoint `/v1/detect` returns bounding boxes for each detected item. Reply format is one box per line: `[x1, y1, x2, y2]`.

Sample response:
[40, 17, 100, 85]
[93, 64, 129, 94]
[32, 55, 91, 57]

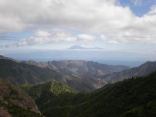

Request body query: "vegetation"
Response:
[0, 78, 42, 117]
[23, 71, 156, 117]
[0, 98, 42, 117]
[2, 57, 156, 116]
[0, 59, 106, 92]
[21, 81, 93, 116]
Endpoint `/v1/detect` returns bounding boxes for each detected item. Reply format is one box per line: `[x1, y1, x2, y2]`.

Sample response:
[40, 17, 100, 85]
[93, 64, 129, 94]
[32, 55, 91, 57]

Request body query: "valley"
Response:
[1, 1, 156, 116]
[0, 55, 156, 117]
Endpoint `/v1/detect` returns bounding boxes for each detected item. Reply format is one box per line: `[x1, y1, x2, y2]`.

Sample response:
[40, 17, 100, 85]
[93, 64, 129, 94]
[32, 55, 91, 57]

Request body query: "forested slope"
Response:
[23, 71, 156, 117]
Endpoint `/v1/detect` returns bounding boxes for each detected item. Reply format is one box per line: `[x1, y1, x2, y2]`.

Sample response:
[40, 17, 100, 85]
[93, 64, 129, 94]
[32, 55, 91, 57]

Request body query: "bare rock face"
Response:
[0, 78, 41, 115]
[0, 59, 108, 92]
[22, 60, 130, 78]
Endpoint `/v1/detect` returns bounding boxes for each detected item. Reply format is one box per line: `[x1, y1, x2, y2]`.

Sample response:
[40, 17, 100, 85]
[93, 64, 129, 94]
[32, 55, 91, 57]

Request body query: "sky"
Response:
[0, 0, 156, 65]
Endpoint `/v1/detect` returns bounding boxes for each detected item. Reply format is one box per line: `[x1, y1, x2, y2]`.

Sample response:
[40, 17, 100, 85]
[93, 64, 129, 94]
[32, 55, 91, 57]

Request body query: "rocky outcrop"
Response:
[0, 78, 41, 116]
[22, 60, 130, 78]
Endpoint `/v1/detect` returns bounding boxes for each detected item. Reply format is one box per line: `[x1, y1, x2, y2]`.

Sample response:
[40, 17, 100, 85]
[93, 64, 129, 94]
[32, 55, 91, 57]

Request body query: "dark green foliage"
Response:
[21, 81, 77, 99]
[71, 71, 156, 117]
[8, 104, 42, 117]
[21, 81, 93, 116]
[121, 101, 156, 117]
[24, 71, 156, 117]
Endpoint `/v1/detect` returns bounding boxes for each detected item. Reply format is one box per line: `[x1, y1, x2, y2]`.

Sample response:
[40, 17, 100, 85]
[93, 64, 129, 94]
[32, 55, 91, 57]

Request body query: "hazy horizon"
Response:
[0, 0, 156, 67]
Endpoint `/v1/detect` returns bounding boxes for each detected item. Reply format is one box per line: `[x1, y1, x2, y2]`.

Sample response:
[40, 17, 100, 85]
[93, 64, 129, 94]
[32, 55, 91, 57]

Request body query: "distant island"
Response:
[68, 45, 103, 50]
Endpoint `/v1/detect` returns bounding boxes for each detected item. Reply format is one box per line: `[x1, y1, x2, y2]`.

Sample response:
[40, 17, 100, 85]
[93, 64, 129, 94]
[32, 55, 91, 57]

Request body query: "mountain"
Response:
[70, 71, 156, 117]
[23, 71, 156, 117]
[100, 61, 156, 83]
[21, 60, 129, 78]
[0, 55, 20, 63]
[21, 81, 77, 99]
[21, 81, 93, 116]
[68, 45, 103, 50]
[0, 78, 42, 117]
[68, 45, 87, 49]
[21, 81, 78, 113]
[0, 59, 106, 92]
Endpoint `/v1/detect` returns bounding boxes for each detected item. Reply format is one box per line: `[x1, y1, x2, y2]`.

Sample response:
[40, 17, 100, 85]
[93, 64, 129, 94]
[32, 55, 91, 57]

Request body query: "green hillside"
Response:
[21, 81, 83, 116]
[23, 71, 156, 117]
[70, 71, 156, 117]
[21, 81, 77, 99]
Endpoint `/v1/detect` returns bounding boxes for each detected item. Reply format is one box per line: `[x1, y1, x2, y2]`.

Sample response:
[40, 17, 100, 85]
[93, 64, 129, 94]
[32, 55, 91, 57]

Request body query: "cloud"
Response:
[77, 34, 95, 41]
[16, 29, 76, 46]
[0, 0, 127, 33]
[1, 29, 96, 47]
[108, 40, 118, 44]
[0, 0, 156, 44]
[131, 0, 142, 6]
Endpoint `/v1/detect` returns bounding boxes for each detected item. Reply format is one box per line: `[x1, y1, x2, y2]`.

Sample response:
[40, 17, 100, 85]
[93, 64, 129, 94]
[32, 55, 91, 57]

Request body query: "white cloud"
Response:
[35, 30, 51, 37]
[1, 29, 96, 47]
[131, 0, 142, 6]
[16, 29, 76, 46]
[100, 35, 108, 40]
[0, 0, 156, 44]
[0, 0, 134, 34]
[108, 40, 118, 44]
[77, 34, 95, 41]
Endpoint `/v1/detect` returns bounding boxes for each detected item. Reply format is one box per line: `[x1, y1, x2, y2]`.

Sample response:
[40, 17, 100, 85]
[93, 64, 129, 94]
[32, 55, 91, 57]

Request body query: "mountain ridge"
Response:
[0, 58, 107, 92]
[100, 61, 156, 83]
[21, 60, 130, 78]
[22, 70, 156, 117]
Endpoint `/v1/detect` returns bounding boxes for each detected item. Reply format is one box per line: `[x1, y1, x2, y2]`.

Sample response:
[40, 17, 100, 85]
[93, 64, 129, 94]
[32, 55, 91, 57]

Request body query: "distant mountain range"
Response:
[0, 56, 108, 92]
[22, 58, 156, 87]
[100, 61, 156, 83]
[1, 55, 156, 90]
[68, 45, 103, 50]
[4, 49, 147, 66]
[21, 60, 129, 78]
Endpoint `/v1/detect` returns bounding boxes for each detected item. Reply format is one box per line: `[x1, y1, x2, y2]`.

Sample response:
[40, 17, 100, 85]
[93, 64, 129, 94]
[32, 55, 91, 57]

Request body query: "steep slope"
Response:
[0, 59, 106, 91]
[70, 71, 156, 117]
[0, 78, 42, 117]
[21, 81, 77, 100]
[25, 71, 156, 117]
[0, 55, 20, 63]
[21, 60, 129, 78]
[0, 59, 63, 85]
[100, 61, 156, 83]
[21, 81, 79, 115]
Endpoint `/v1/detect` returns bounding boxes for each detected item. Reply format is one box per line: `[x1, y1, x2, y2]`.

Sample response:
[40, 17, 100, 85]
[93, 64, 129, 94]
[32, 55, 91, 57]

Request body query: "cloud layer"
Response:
[0, 0, 156, 45]
[3, 29, 96, 47]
